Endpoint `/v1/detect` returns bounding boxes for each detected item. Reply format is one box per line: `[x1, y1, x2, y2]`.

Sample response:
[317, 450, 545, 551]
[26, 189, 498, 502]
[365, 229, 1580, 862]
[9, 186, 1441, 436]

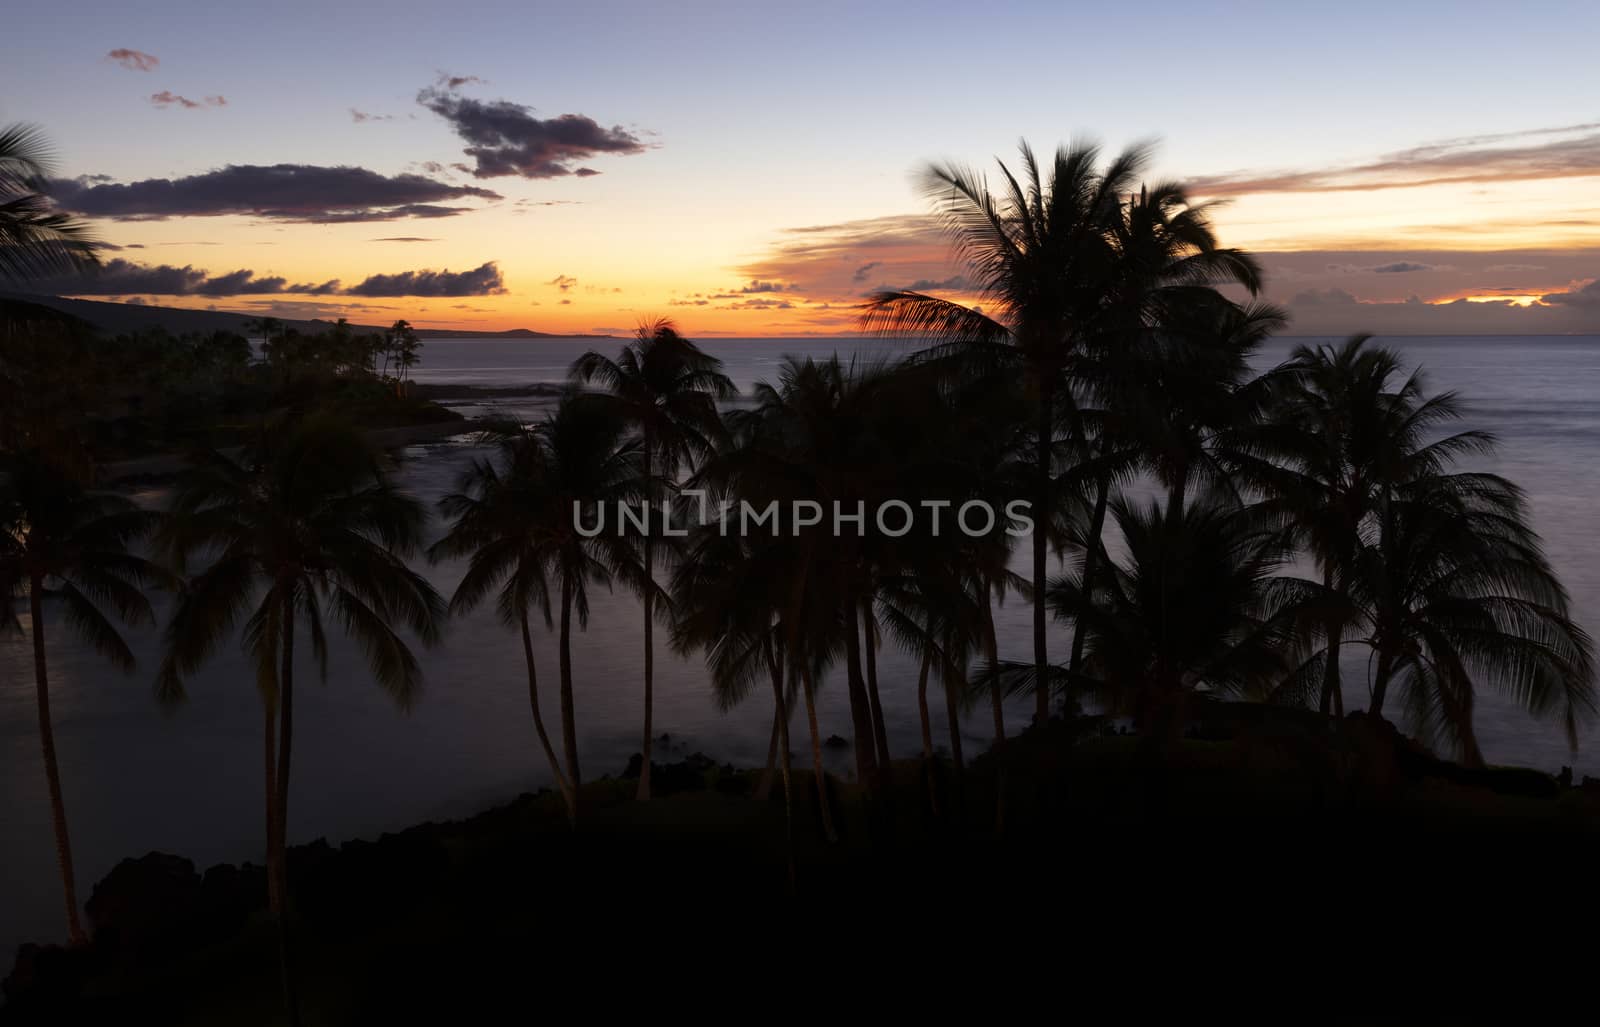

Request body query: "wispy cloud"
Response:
[150, 91, 227, 109]
[1189, 122, 1600, 197]
[106, 48, 158, 71]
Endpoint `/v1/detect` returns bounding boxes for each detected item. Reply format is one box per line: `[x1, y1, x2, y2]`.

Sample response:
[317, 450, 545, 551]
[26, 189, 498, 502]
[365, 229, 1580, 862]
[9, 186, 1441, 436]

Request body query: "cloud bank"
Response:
[31, 259, 506, 298]
[49, 165, 501, 223]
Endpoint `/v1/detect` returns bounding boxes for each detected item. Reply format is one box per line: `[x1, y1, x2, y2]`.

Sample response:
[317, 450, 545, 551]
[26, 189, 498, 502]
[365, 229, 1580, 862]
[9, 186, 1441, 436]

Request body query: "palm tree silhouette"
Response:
[571, 319, 733, 800]
[0, 124, 101, 284]
[1048, 494, 1306, 751]
[864, 142, 1263, 724]
[1246, 335, 1495, 716]
[1352, 453, 1595, 763]
[1, 452, 165, 945]
[520, 394, 644, 805]
[155, 414, 443, 1022]
[430, 425, 578, 820]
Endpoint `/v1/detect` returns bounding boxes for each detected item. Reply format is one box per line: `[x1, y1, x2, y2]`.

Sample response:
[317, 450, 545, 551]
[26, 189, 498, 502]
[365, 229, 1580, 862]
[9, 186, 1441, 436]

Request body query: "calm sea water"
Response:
[3, 334, 1598, 960]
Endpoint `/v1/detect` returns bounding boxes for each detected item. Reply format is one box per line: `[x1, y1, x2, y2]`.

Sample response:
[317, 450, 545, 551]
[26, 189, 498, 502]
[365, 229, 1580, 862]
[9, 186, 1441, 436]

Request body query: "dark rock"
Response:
[85, 852, 203, 955]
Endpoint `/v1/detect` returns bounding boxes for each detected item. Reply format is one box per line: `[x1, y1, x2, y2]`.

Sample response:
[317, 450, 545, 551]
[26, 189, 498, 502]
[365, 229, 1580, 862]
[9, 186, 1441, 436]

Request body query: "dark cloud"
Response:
[901, 275, 969, 292]
[1371, 262, 1435, 274]
[350, 109, 394, 123]
[32, 259, 498, 298]
[851, 261, 881, 283]
[29, 258, 287, 296]
[1190, 122, 1600, 197]
[151, 92, 227, 110]
[548, 274, 576, 292]
[1541, 278, 1600, 308]
[106, 49, 158, 71]
[418, 84, 649, 179]
[48, 164, 501, 223]
[739, 280, 789, 293]
[370, 237, 437, 243]
[344, 261, 506, 297]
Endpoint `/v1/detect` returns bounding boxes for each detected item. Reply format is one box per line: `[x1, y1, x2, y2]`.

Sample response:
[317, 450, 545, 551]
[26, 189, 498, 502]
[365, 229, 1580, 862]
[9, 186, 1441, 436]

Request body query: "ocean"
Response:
[3, 334, 1598, 961]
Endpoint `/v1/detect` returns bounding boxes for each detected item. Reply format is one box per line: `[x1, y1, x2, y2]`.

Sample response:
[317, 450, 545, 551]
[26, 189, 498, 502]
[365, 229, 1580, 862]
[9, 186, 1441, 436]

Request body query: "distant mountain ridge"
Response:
[0, 293, 619, 339]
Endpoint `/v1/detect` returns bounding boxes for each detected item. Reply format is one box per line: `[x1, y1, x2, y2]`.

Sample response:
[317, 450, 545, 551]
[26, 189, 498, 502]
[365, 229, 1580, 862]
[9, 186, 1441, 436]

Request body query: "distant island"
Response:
[0, 292, 620, 340]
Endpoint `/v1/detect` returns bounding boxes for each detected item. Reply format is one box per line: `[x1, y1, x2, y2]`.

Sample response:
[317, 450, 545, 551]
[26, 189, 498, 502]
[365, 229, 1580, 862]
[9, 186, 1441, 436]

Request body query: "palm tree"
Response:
[1, 452, 163, 945]
[713, 355, 912, 790]
[670, 525, 809, 856]
[571, 319, 733, 800]
[1352, 465, 1595, 764]
[429, 426, 577, 820]
[521, 394, 644, 803]
[1244, 336, 1499, 717]
[0, 124, 101, 284]
[863, 142, 1263, 723]
[1047, 494, 1306, 750]
[155, 415, 443, 1021]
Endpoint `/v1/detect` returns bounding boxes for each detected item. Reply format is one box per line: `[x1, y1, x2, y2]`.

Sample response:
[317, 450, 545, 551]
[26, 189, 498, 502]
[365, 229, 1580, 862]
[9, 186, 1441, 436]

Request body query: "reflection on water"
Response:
[4, 334, 1599, 960]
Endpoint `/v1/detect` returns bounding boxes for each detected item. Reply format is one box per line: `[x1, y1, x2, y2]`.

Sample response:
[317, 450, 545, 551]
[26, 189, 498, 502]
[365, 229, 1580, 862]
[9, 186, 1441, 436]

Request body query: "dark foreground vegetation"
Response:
[7, 714, 1600, 1021]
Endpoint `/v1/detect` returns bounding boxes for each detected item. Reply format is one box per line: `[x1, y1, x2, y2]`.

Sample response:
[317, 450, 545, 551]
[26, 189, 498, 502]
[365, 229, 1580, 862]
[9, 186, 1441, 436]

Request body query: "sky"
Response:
[4, 0, 1600, 336]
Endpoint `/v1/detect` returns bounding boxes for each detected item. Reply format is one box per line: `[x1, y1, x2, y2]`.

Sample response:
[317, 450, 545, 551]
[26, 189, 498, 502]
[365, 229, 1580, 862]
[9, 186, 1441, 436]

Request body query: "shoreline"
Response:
[98, 420, 481, 482]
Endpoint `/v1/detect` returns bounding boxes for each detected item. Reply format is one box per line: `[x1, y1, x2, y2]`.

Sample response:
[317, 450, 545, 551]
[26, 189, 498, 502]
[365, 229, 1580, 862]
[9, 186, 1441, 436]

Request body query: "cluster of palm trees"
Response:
[3, 134, 1596, 1015]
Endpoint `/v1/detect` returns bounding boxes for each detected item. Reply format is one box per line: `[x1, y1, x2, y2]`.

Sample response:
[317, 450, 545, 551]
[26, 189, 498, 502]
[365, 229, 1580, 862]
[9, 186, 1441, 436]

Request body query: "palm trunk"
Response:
[29, 574, 86, 946]
[263, 694, 280, 914]
[943, 640, 966, 775]
[765, 639, 796, 886]
[861, 598, 891, 775]
[559, 575, 582, 801]
[843, 599, 878, 789]
[274, 597, 301, 1027]
[983, 586, 1006, 832]
[1033, 378, 1053, 723]
[1319, 567, 1345, 719]
[275, 595, 294, 874]
[1165, 469, 1187, 526]
[798, 663, 837, 842]
[755, 694, 781, 802]
[637, 445, 655, 801]
[520, 608, 575, 820]
[1069, 466, 1112, 695]
[1370, 650, 1395, 719]
[916, 645, 938, 815]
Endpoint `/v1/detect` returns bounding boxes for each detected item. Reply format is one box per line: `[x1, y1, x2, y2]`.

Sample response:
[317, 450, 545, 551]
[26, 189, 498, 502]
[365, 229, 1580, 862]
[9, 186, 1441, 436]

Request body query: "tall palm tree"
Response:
[429, 426, 577, 820]
[155, 415, 443, 1021]
[863, 142, 1263, 723]
[571, 319, 733, 800]
[714, 355, 910, 789]
[0, 124, 101, 284]
[1, 452, 163, 945]
[523, 394, 645, 803]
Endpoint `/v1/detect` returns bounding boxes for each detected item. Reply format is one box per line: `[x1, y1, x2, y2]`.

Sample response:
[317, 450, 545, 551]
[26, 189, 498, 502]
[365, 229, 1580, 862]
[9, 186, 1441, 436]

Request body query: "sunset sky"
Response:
[5, 0, 1600, 335]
